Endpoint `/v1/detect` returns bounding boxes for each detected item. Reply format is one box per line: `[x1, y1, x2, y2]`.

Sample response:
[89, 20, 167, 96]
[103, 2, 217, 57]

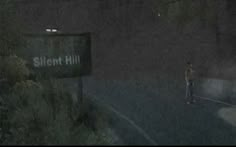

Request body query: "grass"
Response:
[0, 80, 119, 145]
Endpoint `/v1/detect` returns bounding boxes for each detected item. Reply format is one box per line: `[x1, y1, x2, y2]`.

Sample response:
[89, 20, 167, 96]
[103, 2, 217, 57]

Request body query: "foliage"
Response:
[1, 80, 111, 145]
[152, 0, 218, 29]
[0, 0, 25, 56]
[0, 1, 114, 145]
[0, 55, 30, 84]
[0, 1, 28, 84]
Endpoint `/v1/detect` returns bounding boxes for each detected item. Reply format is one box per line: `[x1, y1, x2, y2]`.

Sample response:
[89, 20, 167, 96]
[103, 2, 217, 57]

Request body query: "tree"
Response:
[152, 0, 222, 66]
[0, 0, 29, 84]
[0, 0, 25, 56]
[152, 0, 218, 29]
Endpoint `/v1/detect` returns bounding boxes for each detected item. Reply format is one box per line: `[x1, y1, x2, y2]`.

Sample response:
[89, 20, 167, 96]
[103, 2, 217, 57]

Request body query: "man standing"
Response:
[185, 62, 196, 104]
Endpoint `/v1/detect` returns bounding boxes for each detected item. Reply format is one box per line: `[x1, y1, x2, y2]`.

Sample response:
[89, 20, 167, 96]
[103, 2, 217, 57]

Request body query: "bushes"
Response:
[77, 98, 109, 132]
[1, 79, 111, 145]
[0, 50, 112, 145]
[0, 55, 30, 85]
[0, 1, 113, 145]
[4, 80, 50, 144]
[0, 51, 112, 145]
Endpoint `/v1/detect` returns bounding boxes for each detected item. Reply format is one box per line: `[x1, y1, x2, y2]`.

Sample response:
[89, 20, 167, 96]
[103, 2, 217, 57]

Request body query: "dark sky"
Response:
[14, 0, 236, 80]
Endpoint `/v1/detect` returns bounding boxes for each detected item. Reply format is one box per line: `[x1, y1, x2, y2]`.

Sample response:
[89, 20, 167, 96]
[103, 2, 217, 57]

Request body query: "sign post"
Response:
[78, 77, 83, 104]
[21, 33, 92, 78]
[19, 32, 92, 110]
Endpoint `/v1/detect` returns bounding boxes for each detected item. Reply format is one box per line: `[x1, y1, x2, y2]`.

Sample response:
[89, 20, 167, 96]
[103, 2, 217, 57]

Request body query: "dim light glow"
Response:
[46, 29, 52, 32]
[46, 28, 58, 33]
[52, 29, 58, 32]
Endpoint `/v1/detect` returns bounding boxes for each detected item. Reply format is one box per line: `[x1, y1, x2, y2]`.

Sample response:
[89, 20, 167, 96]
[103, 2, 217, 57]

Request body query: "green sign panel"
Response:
[20, 33, 92, 78]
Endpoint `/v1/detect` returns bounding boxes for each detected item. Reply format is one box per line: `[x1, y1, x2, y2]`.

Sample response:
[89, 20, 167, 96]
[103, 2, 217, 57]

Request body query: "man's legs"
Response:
[186, 83, 191, 104]
[186, 81, 195, 104]
[189, 81, 196, 103]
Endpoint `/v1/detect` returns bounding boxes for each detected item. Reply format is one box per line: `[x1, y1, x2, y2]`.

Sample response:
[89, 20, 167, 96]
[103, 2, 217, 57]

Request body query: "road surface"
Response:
[83, 77, 236, 145]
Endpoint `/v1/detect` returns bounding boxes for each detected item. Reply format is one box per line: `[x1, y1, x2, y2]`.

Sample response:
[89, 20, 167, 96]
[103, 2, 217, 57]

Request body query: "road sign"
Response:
[19, 33, 92, 78]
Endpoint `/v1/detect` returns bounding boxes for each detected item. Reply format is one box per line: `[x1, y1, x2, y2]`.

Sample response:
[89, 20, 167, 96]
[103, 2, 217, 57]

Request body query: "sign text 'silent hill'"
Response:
[19, 33, 92, 78]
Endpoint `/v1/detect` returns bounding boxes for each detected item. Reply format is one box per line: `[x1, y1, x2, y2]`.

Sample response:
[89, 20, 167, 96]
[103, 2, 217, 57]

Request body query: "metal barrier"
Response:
[194, 95, 236, 107]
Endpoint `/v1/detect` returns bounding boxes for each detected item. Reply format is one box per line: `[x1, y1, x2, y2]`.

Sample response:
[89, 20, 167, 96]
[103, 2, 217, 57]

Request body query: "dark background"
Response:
[6, 1, 236, 145]
[14, 0, 236, 81]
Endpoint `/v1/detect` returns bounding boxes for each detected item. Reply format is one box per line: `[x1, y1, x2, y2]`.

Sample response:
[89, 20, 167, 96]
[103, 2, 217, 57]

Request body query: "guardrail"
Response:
[194, 78, 236, 105]
[194, 95, 236, 107]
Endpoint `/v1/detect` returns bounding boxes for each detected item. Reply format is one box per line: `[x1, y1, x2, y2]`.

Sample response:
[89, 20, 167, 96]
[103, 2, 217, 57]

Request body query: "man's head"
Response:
[187, 62, 192, 68]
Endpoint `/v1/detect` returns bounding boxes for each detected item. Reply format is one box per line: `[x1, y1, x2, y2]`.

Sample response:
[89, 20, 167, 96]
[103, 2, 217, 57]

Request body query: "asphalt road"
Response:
[83, 77, 236, 145]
